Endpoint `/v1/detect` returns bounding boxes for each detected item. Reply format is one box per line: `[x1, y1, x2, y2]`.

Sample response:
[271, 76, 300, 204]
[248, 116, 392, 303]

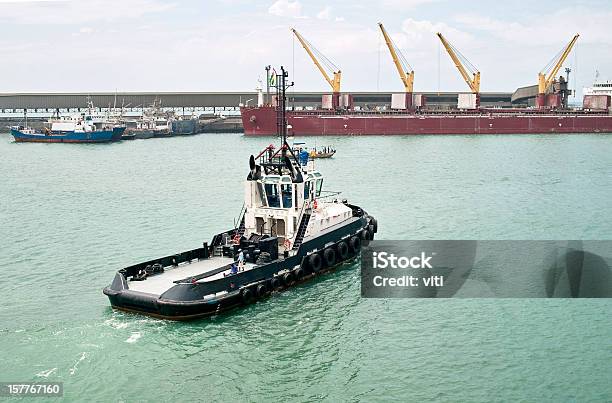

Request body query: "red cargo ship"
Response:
[242, 28, 612, 136]
[240, 105, 612, 136]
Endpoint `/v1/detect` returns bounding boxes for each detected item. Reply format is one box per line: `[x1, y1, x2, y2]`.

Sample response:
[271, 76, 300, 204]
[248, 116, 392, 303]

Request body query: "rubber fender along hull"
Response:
[104, 212, 377, 321]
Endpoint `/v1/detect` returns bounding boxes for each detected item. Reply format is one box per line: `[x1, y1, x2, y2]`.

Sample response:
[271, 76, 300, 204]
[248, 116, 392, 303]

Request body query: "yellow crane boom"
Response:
[378, 22, 414, 93]
[538, 34, 579, 94]
[291, 28, 341, 93]
[436, 32, 480, 93]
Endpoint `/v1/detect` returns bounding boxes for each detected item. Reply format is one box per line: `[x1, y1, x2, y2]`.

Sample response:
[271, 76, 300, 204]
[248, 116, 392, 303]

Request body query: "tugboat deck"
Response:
[127, 256, 255, 296]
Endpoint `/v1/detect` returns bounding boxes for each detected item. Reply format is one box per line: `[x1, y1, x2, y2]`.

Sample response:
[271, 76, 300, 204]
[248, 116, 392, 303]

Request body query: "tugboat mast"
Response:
[275, 66, 293, 150]
[265, 66, 302, 178]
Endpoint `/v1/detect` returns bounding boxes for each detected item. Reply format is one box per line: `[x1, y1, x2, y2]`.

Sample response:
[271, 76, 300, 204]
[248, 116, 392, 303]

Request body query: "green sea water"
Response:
[0, 132, 611, 402]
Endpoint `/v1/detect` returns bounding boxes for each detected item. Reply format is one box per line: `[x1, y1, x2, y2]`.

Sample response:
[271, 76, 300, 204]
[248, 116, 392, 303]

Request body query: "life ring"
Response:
[283, 238, 292, 249]
[313, 199, 318, 210]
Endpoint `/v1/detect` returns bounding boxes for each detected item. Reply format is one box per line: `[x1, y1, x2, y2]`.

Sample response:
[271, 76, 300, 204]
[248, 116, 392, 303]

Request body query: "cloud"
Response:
[0, 0, 64, 2]
[0, 0, 176, 24]
[401, 17, 472, 49]
[316, 6, 330, 20]
[382, 0, 438, 8]
[268, 0, 302, 18]
[0, 1, 609, 95]
[453, 7, 612, 46]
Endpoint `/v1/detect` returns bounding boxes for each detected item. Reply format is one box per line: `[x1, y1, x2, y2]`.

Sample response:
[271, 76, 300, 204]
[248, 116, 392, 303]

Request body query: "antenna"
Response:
[274, 66, 294, 148]
[268, 66, 302, 180]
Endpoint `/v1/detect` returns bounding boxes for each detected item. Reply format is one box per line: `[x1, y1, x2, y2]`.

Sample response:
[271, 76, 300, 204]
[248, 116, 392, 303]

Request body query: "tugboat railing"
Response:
[317, 190, 342, 200]
[293, 200, 311, 239]
[233, 202, 246, 232]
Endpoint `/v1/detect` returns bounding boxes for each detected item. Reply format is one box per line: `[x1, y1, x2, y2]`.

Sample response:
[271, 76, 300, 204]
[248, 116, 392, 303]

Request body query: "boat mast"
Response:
[269, 66, 302, 179]
[275, 66, 294, 151]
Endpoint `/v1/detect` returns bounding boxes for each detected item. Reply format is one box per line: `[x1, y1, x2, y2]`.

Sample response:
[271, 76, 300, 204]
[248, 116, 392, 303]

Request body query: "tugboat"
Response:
[103, 67, 377, 320]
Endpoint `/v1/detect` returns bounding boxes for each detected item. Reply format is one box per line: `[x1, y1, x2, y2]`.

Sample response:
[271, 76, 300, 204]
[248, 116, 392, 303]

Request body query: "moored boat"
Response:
[124, 110, 173, 139]
[103, 67, 377, 320]
[10, 115, 125, 143]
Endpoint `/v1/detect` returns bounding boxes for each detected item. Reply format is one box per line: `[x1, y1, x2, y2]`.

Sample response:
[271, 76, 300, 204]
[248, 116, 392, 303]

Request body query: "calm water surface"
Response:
[0, 132, 611, 401]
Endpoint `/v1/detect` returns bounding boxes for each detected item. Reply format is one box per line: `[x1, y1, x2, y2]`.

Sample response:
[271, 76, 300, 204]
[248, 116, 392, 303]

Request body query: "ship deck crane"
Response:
[378, 22, 414, 93]
[436, 32, 480, 107]
[537, 34, 579, 108]
[291, 28, 341, 94]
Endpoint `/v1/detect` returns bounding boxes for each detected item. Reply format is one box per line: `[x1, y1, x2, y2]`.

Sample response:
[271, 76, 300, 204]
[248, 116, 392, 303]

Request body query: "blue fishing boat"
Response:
[10, 114, 125, 143]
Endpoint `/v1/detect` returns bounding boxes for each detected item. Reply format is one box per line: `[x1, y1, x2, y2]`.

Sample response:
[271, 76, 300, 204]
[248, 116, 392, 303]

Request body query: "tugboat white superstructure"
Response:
[103, 67, 377, 320]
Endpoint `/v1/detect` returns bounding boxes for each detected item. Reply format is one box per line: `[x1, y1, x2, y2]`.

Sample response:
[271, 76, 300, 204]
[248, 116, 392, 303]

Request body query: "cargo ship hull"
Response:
[241, 106, 612, 135]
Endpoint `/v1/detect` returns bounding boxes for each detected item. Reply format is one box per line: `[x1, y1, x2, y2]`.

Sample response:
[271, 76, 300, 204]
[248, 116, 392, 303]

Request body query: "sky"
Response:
[0, 0, 611, 97]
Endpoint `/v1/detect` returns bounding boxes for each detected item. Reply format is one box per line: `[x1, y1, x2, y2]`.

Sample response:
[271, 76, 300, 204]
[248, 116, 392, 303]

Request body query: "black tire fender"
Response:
[349, 236, 361, 253]
[337, 241, 349, 260]
[282, 271, 294, 285]
[300, 256, 310, 273]
[293, 267, 305, 281]
[241, 287, 254, 304]
[323, 248, 336, 268]
[309, 253, 323, 273]
[367, 224, 375, 240]
[270, 277, 282, 290]
[256, 283, 267, 298]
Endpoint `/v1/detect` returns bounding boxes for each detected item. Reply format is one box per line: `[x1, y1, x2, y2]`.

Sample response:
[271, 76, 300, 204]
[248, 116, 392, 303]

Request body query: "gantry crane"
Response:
[378, 22, 414, 93]
[537, 34, 579, 108]
[291, 28, 341, 93]
[436, 32, 480, 106]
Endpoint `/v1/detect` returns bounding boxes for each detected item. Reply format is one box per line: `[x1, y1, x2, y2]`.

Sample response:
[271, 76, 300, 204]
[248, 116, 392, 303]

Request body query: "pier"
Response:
[0, 91, 515, 112]
[0, 91, 515, 133]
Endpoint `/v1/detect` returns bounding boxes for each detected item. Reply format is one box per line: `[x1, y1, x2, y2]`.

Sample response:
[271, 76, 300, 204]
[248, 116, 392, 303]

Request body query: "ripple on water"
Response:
[1, 134, 612, 401]
[125, 332, 142, 344]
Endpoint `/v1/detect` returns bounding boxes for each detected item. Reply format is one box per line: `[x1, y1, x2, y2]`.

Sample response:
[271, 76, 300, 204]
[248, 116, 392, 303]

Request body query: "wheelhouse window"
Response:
[304, 181, 311, 200]
[315, 179, 323, 197]
[264, 183, 280, 208]
[281, 184, 293, 208]
[257, 182, 267, 206]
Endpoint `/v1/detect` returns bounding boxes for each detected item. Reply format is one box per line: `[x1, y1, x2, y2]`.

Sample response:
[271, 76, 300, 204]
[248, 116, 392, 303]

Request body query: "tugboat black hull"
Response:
[104, 211, 377, 321]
